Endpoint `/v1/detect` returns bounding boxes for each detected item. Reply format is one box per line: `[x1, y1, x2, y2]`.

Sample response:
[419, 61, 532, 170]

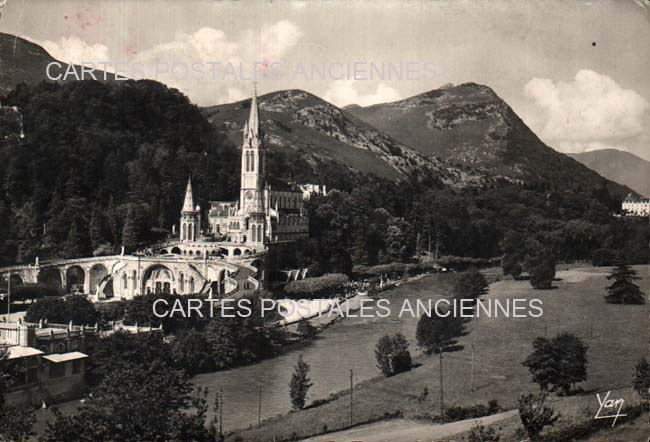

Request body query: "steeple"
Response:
[246, 83, 260, 140]
[182, 176, 195, 213]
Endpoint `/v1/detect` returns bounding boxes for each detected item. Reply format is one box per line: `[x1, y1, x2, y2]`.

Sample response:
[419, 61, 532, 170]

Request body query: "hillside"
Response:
[0, 32, 114, 95]
[202, 90, 482, 187]
[570, 149, 650, 197]
[346, 83, 631, 197]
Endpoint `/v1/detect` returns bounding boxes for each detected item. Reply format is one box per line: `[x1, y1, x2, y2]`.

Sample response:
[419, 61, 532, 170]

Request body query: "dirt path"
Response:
[306, 410, 518, 442]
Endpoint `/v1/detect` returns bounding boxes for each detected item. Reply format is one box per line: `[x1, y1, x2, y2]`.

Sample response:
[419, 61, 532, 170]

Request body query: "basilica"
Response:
[0, 89, 318, 302]
[178, 88, 311, 248]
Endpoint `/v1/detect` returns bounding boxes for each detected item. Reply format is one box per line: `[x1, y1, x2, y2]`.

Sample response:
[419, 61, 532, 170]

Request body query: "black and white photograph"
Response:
[0, 1, 649, 441]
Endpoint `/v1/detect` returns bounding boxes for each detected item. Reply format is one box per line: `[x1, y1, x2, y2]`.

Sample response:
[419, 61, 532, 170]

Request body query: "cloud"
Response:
[40, 36, 110, 64]
[524, 70, 648, 145]
[129, 21, 302, 104]
[323, 80, 401, 107]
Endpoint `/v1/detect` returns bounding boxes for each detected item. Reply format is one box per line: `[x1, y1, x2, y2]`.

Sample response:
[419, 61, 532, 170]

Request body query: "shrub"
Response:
[633, 357, 650, 403]
[518, 392, 559, 440]
[468, 422, 500, 442]
[284, 274, 349, 299]
[444, 400, 500, 421]
[375, 333, 412, 377]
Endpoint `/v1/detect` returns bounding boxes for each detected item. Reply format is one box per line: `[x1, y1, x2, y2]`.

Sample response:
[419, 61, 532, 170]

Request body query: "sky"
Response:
[1, 0, 649, 160]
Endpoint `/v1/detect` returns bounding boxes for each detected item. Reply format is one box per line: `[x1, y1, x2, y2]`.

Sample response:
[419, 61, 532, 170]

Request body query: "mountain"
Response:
[346, 83, 630, 197]
[570, 149, 650, 197]
[202, 90, 483, 187]
[0, 32, 114, 95]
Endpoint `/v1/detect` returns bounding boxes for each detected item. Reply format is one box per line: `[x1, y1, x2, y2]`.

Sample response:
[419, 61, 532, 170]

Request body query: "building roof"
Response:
[42, 352, 88, 363]
[5, 346, 43, 359]
[623, 193, 650, 203]
[182, 177, 196, 213]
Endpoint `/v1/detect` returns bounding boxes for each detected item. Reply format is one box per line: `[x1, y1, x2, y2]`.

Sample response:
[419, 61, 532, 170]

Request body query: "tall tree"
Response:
[89, 202, 108, 251]
[501, 230, 525, 279]
[605, 262, 645, 304]
[524, 246, 556, 290]
[289, 354, 313, 410]
[121, 206, 140, 253]
[14, 201, 41, 263]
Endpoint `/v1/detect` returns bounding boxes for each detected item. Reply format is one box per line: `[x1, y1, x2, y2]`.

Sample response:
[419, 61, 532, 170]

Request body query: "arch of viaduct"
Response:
[0, 251, 264, 301]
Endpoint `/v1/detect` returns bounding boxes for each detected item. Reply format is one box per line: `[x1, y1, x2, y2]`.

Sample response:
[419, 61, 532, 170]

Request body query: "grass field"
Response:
[229, 265, 649, 442]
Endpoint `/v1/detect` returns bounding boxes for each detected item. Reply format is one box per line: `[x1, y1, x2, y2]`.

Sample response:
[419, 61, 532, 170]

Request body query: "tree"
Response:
[289, 354, 313, 410]
[416, 305, 466, 354]
[205, 298, 277, 369]
[25, 296, 99, 325]
[14, 201, 41, 263]
[524, 248, 556, 290]
[605, 262, 645, 304]
[518, 392, 559, 441]
[89, 202, 108, 252]
[633, 358, 650, 403]
[0, 347, 36, 442]
[43, 360, 211, 442]
[502, 230, 525, 279]
[375, 333, 412, 377]
[553, 331, 588, 394]
[453, 267, 488, 302]
[63, 221, 89, 259]
[121, 206, 140, 253]
[171, 330, 215, 375]
[64, 295, 100, 325]
[523, 332, 588, 395]
[24, 297, 66, 323]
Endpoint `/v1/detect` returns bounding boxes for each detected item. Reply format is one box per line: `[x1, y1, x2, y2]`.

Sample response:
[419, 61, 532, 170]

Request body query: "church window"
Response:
[179, 273, 184, 293]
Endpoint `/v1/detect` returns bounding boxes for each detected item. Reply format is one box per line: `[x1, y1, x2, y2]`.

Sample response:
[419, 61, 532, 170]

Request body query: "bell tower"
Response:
[240, 85, 267, 244]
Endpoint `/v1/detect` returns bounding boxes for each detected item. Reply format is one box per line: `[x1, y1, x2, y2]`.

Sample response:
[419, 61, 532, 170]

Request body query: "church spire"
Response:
[182, 176, 195, 213]
[246, 83, 259, 140]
